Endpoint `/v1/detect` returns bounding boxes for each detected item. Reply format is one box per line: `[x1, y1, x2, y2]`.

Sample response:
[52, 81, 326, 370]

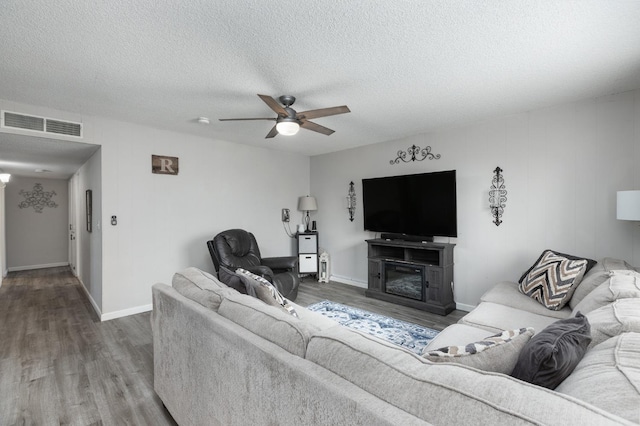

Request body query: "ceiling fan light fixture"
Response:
[276, 119, 300, 136]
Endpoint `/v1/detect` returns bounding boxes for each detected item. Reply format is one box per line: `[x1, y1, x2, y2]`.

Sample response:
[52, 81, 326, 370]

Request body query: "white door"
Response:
[68, 175, 79, 276]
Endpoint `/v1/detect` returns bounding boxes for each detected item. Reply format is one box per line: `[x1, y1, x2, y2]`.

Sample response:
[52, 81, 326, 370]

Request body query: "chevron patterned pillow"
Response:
[519, 250, 595, 310]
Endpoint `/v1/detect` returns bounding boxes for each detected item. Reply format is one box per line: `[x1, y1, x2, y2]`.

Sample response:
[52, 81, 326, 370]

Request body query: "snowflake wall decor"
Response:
[18, 183, 58, 213]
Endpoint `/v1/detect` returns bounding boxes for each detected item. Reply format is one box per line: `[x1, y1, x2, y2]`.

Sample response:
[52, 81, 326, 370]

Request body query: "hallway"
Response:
[0, 267, 175, 425]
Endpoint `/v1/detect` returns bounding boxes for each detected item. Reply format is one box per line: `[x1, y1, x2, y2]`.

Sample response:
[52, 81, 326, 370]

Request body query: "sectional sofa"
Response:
[151, 258, 640, 425]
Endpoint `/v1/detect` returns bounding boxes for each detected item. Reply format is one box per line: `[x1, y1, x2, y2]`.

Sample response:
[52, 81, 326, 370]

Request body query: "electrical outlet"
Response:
[281, 208, 290, 222]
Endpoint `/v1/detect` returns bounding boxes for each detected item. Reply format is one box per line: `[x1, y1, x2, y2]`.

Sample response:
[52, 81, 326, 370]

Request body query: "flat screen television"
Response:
[362, 170, 457, 238]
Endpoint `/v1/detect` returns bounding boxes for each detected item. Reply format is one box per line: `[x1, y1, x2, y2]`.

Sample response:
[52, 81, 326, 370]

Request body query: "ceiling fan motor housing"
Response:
[278, 95, 296, 107]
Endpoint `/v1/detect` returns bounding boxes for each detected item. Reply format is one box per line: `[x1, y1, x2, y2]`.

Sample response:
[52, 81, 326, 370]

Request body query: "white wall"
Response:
[0, 184, 6, 281]
[74, 149, 102, 313]
[96, 120, 309, 318]
[4, 176, 69, 270]
[0, 98, 310, 319]
[311, 90, 640, 311]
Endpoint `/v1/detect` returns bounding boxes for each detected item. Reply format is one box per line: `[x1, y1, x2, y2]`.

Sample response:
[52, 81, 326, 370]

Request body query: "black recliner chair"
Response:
[207, 229, 300, 301]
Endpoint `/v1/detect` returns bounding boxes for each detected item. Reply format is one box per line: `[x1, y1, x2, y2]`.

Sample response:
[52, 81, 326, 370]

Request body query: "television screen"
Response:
[362, 170, 457, 238]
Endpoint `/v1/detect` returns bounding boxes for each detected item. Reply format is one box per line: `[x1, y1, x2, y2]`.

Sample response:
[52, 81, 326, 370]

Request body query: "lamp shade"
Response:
[617, 190, 640, 220]
[298, 195, 318, 212]
[0, 169, 10, 183]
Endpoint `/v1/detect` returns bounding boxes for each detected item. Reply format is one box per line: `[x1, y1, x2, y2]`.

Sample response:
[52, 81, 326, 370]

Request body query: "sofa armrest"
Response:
[263, 256, 298, 273]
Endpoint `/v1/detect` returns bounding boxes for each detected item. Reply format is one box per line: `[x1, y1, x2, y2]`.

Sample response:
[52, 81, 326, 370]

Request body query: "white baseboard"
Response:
[101, 304, 152, 321]
[331, 275, 367, 289]
[75, 275, 151, 322]
[76, 276, 102, 319]
[8, 262, 69, 272]
[455, 302, 475, 312]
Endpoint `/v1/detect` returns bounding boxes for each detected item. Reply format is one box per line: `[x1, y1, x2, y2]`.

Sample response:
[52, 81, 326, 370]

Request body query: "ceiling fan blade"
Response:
[300, 120, 334, 136]
[297, 105, 350, 120]
[265, 125, 279, 138]
[258, 94, 288, 116]
[218, 117, 276, 121]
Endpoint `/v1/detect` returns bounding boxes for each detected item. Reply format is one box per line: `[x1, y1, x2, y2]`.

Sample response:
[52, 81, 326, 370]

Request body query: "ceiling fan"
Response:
[219, 94, 350, 138]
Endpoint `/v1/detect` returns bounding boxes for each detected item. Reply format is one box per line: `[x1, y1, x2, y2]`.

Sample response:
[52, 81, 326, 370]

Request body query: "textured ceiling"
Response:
[1, 0, 640, 176]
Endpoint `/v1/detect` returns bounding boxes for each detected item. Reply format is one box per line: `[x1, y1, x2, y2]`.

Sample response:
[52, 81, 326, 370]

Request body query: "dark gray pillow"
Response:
[510, 312, 591, 389]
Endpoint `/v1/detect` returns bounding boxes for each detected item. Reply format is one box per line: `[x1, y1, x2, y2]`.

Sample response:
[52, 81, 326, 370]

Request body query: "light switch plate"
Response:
[281, 208, 290, 222]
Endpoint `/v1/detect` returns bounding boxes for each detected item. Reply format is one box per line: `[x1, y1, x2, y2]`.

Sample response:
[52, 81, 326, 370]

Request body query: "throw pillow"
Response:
[571, 270, 640, 315]
[585, 298, 640, 348]
[423, 327, 534, 374]
[518, 250, 596, 310]
[510, 312, 591, 389]
[235, 268, 298, 317]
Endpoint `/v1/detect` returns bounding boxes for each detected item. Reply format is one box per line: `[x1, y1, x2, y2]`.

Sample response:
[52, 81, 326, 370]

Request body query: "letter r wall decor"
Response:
[152, 155, 179, 175]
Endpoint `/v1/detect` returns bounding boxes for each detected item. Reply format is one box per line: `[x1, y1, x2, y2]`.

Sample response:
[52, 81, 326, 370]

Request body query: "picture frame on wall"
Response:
[86, 189, 92, 232]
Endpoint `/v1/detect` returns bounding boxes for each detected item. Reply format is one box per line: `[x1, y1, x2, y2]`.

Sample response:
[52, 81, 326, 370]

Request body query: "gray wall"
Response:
[5, 176, 69, 270]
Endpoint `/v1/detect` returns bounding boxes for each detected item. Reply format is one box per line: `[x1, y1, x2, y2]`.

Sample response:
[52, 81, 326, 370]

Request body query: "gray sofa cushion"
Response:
[305, 325, 627, 425]
[459, 301, 562, 334]
[555, 332, 640, 424]
[571, 270, 640, 316]
[218, 291, 334, 358]
[423, 328, 534, 374]
[171, 267, 237, 311]
[481, 281, 571, 319]
[510, 313, 591, 390]
[570, 258, 636, 310]
[586, 298, 640, 348]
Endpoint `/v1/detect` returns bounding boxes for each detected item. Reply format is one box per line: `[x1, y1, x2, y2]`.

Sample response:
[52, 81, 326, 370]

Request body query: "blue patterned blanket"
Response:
[307, 300, 439, 354]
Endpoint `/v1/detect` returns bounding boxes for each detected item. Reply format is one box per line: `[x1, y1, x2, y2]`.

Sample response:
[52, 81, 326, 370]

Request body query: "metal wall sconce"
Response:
[347, 181, 356, 222]
[489, 167, 507, 226]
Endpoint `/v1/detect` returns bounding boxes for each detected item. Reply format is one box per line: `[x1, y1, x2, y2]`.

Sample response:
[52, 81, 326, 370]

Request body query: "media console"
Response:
[365, 238, 455, 315]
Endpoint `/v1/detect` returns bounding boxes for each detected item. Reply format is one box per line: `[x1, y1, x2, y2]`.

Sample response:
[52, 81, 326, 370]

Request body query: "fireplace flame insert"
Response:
[382, 260, 426, 301]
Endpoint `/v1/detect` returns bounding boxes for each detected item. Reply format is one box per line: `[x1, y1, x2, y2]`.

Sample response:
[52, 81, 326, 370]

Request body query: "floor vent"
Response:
[1, 110, 83, 138]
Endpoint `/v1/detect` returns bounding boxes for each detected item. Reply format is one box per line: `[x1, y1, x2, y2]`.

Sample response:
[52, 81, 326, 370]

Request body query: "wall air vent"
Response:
[46, 119, 82, 137]
[1, 110, 83, 139]
[4, 111, 44, 131]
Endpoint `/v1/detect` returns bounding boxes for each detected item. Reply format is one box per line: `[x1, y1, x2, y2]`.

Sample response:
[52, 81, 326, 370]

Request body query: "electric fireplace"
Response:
[383, 261, 426, 301]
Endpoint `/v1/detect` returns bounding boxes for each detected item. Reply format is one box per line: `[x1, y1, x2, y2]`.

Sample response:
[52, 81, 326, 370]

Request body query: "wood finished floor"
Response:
[0, 267, 465, 425]
[0, 267, 176, 426]
[296, 277, 466, 331]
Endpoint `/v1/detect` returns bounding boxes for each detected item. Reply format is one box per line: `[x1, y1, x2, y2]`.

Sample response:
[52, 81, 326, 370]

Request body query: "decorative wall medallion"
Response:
[489, 167, 507, 226]
[390, 144, 441, 165]
[347, 181, 356, 222]
[18, 183, 58, 213]
[152, 154, 179, 175]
